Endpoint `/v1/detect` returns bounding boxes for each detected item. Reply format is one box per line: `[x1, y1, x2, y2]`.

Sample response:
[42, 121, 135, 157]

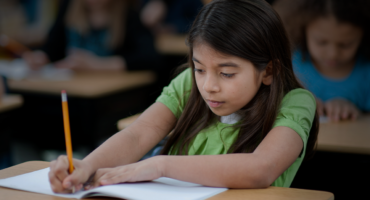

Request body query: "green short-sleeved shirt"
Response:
[156, 68, 316, 188]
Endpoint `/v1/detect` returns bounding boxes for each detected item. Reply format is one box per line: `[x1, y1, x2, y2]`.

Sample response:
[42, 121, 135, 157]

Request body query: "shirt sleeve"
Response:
[273, 88, 316, 157]
[156, 68, 192, 118]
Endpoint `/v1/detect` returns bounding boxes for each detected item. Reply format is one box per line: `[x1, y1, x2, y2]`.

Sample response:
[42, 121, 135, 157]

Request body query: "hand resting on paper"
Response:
[49, 155, 163, 193]
[49, 155, 94, 193]
[86, 156, 163, 189]
[54, 49, 126, 71]
[316, 98, 360, 122]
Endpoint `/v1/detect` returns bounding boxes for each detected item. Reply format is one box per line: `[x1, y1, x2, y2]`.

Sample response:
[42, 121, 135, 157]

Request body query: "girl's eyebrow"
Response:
[218, 62, 239, 67]
[192, 57, 202, 64]
[192, 57, 239, 67]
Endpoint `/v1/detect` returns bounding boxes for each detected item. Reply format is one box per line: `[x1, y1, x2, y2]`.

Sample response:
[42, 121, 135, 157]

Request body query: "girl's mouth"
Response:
[206, 99, 225, 108]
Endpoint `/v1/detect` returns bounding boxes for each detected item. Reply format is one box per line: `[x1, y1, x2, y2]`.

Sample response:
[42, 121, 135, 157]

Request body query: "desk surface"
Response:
[0, 94, 23, 113]
[155, 34, 188, 55]
[118, 113, 370, 155]
[317, 114, 370, 155]
[0, 161, 333, 200]
[8, 71, 156, 98]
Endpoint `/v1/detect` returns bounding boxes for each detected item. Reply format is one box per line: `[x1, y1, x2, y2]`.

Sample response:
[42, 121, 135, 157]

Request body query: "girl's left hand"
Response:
[324, 98, 360, 122]
[55, 49, 101, 70]
[87, 156, 164, 189]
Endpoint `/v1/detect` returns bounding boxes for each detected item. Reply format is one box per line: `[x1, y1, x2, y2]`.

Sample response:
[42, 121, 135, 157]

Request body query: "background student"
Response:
[274, 0, 370, 122]
[140, 0, 204, 35]
[48, 0, 318, 193]
[23, 0, 162, 71]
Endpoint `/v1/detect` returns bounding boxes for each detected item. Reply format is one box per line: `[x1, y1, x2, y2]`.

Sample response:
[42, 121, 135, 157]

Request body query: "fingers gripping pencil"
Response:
[61, 90, 74, 174]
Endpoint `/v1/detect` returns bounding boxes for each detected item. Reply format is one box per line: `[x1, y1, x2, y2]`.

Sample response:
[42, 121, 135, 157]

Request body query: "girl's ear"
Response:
[262, 61, 273, 85]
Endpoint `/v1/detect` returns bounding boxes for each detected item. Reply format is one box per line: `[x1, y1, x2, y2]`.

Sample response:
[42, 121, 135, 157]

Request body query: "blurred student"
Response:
[140, 0, 204, 35]
[0, 0, 57, 48]
[23, 0, 161, 71]
[274, 0, 370, 122]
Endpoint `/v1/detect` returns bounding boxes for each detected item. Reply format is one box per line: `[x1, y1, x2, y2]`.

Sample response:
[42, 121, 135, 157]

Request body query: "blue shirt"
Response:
[292, 51, 370, 112]
[66, 28, 112, 56]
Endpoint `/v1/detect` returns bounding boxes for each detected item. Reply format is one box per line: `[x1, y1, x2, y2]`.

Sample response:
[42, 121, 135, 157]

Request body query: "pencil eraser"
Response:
[61, 90, 66, 94]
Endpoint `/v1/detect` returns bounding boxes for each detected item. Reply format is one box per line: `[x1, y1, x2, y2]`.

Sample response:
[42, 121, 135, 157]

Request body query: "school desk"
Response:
[7, 71, 156, 150]
[155, 34, 188, 55]
[0, 161, 334, 200]
[8, 71, 156, 98]
[117, 113, 141, 130]
[317, 114, 370, 155]
[118, 114, 370, 155]
[0, 94, 23, 113]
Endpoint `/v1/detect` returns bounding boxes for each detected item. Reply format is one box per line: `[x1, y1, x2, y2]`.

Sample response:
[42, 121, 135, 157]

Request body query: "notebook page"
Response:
[0, 167, 227, 200]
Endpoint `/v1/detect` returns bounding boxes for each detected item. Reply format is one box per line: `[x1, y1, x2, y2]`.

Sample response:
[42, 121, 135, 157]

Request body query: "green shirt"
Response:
[156, 68, 316, 187]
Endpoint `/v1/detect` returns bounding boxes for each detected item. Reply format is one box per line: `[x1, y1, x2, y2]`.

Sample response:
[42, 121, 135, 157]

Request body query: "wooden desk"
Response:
[0, 94, 23, 113]
[317, 114, 370, 155]
[155, 34, 188, 55]
[0, 161, 334, 200]
[117, 113, 141, 130]
[8, 71, 156, 98]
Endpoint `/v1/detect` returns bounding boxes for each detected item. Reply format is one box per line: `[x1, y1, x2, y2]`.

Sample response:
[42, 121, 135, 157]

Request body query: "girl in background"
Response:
[23, 0, 161, 71]
[48, 0, 318, 192]
[140, 0, 204, 35]
[274, 0, 370, 122]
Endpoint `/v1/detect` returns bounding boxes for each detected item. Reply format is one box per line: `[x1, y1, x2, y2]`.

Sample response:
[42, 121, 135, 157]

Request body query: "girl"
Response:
[23, 0, 161, 71]
[140, 0, 204, 35]
[274, 0, 370, 122]
[49, 0, 318, 192]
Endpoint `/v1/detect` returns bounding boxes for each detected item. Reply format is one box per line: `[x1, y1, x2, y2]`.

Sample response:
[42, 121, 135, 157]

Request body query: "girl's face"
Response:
[306, 16, 363, 70]
[193, 43, 267, 116]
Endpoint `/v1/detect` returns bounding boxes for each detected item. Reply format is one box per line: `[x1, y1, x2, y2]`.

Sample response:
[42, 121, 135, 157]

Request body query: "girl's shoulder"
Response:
[156, 67, 192, 118]
[282, 88, 315, 105]
[274, 88, 316, 143]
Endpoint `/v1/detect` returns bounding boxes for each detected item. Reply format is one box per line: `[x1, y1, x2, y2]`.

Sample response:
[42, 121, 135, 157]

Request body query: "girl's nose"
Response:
[327, 45, 339, 59]
[203, 75, 220, 93]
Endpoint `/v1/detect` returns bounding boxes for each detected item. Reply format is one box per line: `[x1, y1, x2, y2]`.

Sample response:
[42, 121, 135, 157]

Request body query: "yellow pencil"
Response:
[61, 90, 74, 174]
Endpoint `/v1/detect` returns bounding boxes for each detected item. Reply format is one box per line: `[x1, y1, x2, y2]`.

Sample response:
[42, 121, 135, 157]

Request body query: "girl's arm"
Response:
[83, 102, 176, 170]
[160, 126, 303, 188]
[54, 50, 128, 71]
[92, 125, 303, 189]
[49, 102, 176, 193]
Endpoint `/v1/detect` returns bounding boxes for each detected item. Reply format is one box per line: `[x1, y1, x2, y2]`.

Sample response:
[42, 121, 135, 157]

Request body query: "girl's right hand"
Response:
[22, 50, 49, 70]
[324, 98, 360, 122]
[48, 155, 94, 193]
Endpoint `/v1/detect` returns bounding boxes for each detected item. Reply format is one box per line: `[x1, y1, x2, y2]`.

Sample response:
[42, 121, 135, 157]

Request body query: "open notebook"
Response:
[0, 168, 227, 200]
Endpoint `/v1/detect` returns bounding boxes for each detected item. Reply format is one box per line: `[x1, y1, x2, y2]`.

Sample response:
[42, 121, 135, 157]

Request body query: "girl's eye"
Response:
[316, 40, 327, 46]
[338, 43, 352, 49]
[221, 73, 234, 78]
[194, 68, 204, 73]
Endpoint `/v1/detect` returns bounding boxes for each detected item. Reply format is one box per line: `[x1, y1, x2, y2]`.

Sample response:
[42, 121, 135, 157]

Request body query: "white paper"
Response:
[319, 116, 329, 124]
[0, 59, 73, 80]
[0, 168, 227, 200]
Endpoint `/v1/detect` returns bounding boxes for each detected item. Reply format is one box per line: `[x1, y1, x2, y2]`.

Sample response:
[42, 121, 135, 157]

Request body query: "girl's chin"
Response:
[209, 107, 235, 117]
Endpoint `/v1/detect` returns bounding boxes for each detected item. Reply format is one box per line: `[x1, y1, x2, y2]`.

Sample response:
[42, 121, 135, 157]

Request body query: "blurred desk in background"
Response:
[7, 71, 157, 150]
[0, 161, 334, 200]
[117, 113, 140, 130]
[8, 71, 156, 98]
[317, 114, 370, 155]
[0, 94, 23, 113]
[155, 34, 188, 55]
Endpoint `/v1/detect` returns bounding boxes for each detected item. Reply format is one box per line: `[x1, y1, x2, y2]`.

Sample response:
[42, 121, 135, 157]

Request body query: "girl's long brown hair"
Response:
[161, 0, 319, 159]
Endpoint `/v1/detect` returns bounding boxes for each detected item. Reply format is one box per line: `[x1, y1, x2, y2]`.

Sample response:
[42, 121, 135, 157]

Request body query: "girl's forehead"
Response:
[192, 43, 255, 68]
[307, 16, 363, 38]
[193, 43, 235, 60]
